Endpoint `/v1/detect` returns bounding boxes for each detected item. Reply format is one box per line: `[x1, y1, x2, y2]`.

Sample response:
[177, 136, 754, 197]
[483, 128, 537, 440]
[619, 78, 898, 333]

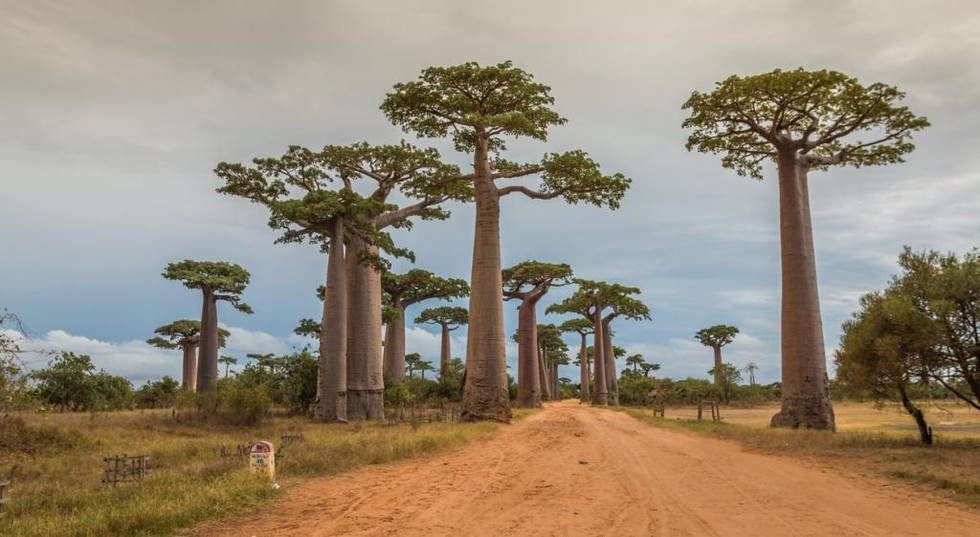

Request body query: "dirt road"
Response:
[197, 401, 980, 536]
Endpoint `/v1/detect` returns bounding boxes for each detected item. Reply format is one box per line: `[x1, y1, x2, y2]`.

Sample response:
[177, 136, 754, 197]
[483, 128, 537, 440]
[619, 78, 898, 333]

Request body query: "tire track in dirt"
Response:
[190, 401, 980, 536]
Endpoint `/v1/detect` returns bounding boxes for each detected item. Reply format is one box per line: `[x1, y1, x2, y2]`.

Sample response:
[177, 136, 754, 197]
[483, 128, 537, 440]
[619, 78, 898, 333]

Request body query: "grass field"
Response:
[0, 409, 517, 537]
[625, 401, 980, 509]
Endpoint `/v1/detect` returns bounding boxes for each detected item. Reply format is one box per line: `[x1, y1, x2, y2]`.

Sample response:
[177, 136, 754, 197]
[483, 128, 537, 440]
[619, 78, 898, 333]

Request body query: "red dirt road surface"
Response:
[195, 401, 980, 536]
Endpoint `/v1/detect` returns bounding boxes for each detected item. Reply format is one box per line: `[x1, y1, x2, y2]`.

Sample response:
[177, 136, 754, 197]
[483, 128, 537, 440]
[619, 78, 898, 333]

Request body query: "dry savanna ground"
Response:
[193, 401, 980, 537]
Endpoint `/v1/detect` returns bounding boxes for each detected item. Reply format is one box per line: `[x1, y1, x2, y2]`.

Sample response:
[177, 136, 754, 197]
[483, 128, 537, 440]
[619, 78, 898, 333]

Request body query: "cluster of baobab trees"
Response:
[155, 61, 928, 431]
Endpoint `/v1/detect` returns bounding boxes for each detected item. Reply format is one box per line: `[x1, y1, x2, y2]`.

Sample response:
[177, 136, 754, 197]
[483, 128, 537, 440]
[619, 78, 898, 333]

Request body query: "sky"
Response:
[2, 0, 979, 387]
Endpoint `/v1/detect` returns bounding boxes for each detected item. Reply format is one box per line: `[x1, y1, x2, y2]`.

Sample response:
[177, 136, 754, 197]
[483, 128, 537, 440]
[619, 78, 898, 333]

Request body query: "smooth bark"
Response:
[578, 333, 590, 402]
[461, 136, 511, 422]
[770, 151, 836, 430]
[538, 346, 551, 401]
[346, 236, 385, 420]
[439, 323, 452, 383]
[181, 344, 197, 392]
[315, 219, 348, 422]
[592, 307, 608, 405]
[551, 363, 559, 400]
[712, 346, 723, 385]
[196, 289, 219, 393]
[382, 304, 407, 385]
[602, 317, 619, 406]
[516, 299, 541, 407]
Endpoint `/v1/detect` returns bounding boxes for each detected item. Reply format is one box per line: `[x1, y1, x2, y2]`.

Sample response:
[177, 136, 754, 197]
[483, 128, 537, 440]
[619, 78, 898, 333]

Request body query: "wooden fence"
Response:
[102, 454, 149, 485]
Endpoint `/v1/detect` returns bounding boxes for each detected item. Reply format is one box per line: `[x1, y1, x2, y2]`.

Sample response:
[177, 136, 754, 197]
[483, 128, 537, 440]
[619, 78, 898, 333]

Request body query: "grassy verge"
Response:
[622, 407, 980, 509]
[0, 410, 501, 536]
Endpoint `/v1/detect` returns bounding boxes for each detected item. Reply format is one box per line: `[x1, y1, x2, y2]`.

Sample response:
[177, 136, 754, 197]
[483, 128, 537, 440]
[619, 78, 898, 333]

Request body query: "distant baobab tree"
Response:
[695, 325, 739, 387]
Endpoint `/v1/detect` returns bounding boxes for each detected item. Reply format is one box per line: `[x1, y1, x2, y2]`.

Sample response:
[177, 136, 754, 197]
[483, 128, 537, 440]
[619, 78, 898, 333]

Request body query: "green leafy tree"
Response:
[890, 247, 980, 409]
[560, 318, 594, 402]
[216, 143, 468, 421]
[502, 261, 573, 407]
[404, 353, 424, 379]
[415, 307, 469, 385]
[548, 279, 649, 405]
[382, 269, 468, 385]
[535, 324, 569, 401]
[640, 362, 661, 378]
[683, 68, 928, 430]
[625, 354, 645, 375]
[708, 362, 742, 403]
[0, 310, 30, 410]
[31, 352, 132, 411]
[218, 355, 237, 378]
[383, 61, 630, 422]
[134, 376, 180, 408]
[695, 325, 740, 386]
[147, 320, 230, 391]
[162, 261, 251, 394]
[835, 291, 936, 444]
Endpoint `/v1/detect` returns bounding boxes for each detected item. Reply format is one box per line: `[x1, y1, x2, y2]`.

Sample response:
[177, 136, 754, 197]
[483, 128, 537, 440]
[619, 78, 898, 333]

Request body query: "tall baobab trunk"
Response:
[196, 289, 219, 393]
[516, 300, 541, 407]
[712, 345, 723, 385]
[552, 363, 559, 400]
[461, 135, 511, 422]
[602, 317, 619, 406]
[316, 219, 348, 422]
[439, 322, 452, 384]
[579, 333, 590, 402]
[770, 151, 836, 430]
[538, 347, 551, 401]
[346, 236, 385, 420]
[181, 344, 197, 392]
[593, 308, 608, 405]
[382, 304, 407, 385]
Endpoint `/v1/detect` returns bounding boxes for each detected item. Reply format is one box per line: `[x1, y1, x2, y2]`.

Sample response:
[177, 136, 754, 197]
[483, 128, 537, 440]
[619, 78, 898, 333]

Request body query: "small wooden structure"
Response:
[647, 389, 666, 417]
[220, 444, 250, 459]
[102, 454, 149, 485]
[697, 399, 721, 422]
[280, 430, 305, 446]
[0, 479, 10, 516]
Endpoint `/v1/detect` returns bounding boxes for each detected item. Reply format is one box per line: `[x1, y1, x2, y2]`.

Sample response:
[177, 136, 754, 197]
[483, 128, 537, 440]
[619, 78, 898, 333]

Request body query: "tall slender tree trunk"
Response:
[316, 219, 348, 422]
[196, 289, 219, 393]
[593, 308, 608, 405]
[382, 304, 407, 385]
[579, 333, 590, 402]
[899, 383, 933, 445]
[439, 323, 452, 384]
[346, 236, 385, 420]
[552, 364, 559, 400]
[602, 317, 619, 405]
[539, 346, 552, 402]
[770, 151, 836, 430]
[461, 135, 511, 422]
[712, 345, 723, 385]
[181, 344, 197, 392]
[516, 299, 541, 407]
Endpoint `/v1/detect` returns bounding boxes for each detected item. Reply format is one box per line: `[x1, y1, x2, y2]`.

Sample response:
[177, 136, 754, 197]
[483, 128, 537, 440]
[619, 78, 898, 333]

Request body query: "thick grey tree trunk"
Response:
[592, 308, 608, 405]
[602, 318, 619, 406]
[516, 300, 540, 407]
[770, 150, 836, 430]
[439, 323, 452, 384]
[181, 344, 197, 392]
[382, 304, 407, 385]
[316, 219, 348, 422]
[461, 135, 511, 422]
[538, 346, 551, 402]
[578, 333, 589, 402]
[346, 236, 385, 421]
[712, 345, 723, 385]
[196, 289, 219, 393]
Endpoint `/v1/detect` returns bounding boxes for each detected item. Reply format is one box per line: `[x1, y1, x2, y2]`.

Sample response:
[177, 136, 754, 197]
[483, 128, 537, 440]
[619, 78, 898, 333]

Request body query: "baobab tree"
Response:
[415, 306, 468, 384]
[382, 269, 468, 385]
[503, 261, 573, 408]
[599, 292, 650, 405]
[626, 354, 645, 375]
[216, 142, 468, 421]
[640, 361, 661, 378]
[745, 362, 759, 386]
[162, 261, 251, 393]
[383, 61, 630, 422]
[146, 320, 230, 391]
[560, 318, 593, 402]
[218, 355, 237, 378]
[683, 68, 928, 430]
[536, 323, 569, 402]
[695, 325, 740, 387]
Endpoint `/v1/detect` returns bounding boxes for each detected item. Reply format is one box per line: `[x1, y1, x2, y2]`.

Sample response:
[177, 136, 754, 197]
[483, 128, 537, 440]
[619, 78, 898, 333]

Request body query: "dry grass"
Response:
[0, 409, 501, 536]
[623, 402, 980, 509]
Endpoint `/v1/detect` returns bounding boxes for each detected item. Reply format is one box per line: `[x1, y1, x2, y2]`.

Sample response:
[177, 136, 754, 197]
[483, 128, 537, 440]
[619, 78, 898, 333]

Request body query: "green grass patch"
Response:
[621, 407, 980, 509]
[0, 410, 500, 536]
